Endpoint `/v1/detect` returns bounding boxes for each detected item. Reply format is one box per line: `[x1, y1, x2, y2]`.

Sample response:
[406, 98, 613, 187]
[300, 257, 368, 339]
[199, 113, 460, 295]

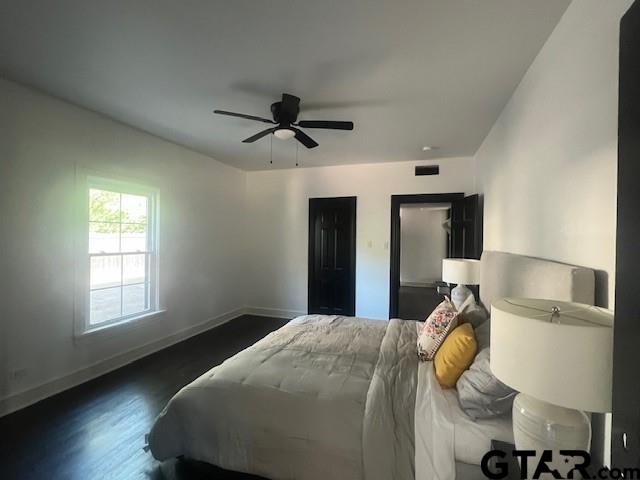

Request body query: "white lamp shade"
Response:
[442, 258, 480, 285]
[490, 298, 613, 413]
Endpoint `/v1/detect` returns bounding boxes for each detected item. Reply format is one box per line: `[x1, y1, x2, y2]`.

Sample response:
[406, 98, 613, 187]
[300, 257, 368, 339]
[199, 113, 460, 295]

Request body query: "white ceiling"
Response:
[0, 0, 570, 170]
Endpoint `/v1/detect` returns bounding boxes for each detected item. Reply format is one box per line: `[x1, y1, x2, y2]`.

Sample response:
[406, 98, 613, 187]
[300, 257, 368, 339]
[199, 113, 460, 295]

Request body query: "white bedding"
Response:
[413, 325, 513, 476]
[444, 388, 513, 465]
[150, 315, 420, 479]
[149, 315, 509, 479]
[414, 361, 456, 480]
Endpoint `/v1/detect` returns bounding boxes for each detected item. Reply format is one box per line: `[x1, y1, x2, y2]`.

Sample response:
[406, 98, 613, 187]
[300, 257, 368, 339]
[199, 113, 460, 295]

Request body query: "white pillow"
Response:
[456, 348, 517, 419]
[474, 319, 491, 351]
[456, 294, 489, 328]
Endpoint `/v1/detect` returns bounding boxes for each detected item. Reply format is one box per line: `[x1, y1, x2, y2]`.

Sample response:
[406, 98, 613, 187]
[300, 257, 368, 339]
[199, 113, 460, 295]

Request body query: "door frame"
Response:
[612, 0, 640, 469]
[389, 193, 465, 319]
[308, 196, 357, 316]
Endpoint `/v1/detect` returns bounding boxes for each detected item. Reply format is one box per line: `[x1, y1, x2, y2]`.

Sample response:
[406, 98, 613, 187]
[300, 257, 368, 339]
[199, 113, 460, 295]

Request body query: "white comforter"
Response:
[149, 315, 455, 480]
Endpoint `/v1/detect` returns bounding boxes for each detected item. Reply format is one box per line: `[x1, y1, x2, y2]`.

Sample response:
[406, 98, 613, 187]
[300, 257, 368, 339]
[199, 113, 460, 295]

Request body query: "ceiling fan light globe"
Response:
[274, 128, 295, 140]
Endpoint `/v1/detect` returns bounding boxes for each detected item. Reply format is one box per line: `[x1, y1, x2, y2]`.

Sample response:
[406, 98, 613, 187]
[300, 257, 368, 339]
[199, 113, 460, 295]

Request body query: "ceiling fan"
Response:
[213, 93, 354, 149]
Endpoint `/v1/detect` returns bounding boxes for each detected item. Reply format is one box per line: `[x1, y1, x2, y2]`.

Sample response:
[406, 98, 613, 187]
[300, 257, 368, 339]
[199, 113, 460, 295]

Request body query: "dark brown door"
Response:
[449, 198, 464, 258]
[449, 194, 482, 259]
[613, 0, 640, 469]
[308, 197, 356, 316]
[463, 194, 482, 259]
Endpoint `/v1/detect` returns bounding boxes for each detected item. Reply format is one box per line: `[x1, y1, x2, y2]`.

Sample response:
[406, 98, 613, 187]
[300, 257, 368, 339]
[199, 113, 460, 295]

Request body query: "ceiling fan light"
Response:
[274, 128, 295, 140]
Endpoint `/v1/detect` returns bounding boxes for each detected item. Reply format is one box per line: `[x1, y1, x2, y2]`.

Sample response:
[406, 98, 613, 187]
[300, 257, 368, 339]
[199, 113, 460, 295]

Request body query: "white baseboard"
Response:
[0, 306, 303, 418]
[243, 306, 306, 319]
[0, 307, 245, 417]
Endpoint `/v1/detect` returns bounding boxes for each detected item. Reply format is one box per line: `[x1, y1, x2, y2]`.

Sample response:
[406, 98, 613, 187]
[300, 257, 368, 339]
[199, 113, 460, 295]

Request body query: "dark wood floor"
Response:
[0, 315, 288, 480]
[397, 285, 444, 320]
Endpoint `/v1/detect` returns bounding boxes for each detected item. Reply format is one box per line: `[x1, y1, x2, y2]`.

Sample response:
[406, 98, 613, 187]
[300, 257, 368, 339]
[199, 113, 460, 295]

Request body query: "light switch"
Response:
[384, 241, 389, 250]
[367, 240, 373, 248]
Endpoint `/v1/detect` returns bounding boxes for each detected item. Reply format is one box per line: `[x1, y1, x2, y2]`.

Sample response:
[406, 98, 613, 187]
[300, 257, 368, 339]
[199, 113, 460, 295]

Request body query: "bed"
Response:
[148, 251, 595, 479]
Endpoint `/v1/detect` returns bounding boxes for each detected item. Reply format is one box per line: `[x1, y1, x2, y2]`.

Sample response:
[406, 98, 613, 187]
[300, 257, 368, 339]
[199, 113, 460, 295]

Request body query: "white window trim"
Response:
[74, 168, 162, 338]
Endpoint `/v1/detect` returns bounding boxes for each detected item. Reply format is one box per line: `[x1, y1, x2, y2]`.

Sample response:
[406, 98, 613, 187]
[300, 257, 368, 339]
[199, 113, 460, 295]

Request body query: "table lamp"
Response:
[442, 258, 480, 310]
[490, 298, 613, 476]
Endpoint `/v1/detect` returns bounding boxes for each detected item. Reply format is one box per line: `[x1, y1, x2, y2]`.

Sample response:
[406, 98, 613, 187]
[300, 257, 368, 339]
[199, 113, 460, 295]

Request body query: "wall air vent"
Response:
[415, 165, 439, 176]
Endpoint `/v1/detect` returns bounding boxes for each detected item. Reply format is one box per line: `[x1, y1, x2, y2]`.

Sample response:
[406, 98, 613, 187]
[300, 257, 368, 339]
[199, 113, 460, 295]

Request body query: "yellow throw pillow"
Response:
[434, 323, 478, 389]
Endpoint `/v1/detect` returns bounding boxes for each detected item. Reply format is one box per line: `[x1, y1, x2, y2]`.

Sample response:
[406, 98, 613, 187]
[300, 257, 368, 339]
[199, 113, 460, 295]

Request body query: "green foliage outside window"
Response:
[89, 189, 147, 233]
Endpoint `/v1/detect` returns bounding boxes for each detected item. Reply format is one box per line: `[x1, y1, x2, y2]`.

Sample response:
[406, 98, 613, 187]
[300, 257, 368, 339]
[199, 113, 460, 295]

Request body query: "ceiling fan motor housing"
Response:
[271, 94, 300, 125]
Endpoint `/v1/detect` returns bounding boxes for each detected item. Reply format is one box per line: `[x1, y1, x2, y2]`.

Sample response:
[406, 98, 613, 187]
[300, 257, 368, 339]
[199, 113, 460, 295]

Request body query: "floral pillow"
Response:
[417, 298, 459, 361]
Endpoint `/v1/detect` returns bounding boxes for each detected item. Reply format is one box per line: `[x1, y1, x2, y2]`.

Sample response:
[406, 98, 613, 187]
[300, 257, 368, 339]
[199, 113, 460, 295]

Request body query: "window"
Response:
[77, 175, 159, 333]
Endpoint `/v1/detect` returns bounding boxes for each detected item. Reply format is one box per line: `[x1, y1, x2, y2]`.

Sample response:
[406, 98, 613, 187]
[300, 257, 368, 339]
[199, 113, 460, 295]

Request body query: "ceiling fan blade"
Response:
[296, 120, 354, 130]
[242, 127, 278, 143]
[291, 127, 319, 149]
[213, 110, 275, 124]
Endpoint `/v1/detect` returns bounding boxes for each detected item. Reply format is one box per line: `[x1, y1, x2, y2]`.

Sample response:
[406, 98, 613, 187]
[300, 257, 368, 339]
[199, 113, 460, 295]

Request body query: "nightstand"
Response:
[488, 440, 521, 480]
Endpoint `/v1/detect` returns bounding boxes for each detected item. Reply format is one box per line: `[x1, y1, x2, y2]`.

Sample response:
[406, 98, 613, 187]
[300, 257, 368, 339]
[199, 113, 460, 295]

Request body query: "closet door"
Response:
[308, 197, 356, 316]
[613, 0, 640, 469]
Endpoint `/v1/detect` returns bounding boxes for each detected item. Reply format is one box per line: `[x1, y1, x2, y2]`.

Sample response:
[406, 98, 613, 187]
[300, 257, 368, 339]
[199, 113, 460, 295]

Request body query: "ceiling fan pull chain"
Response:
[270, 134, 273, 166]
[295, 141, 299, 167]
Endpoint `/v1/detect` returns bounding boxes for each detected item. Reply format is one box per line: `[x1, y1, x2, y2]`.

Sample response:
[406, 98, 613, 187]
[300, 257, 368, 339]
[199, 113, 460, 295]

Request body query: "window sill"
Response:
[74, 309, 167, 342]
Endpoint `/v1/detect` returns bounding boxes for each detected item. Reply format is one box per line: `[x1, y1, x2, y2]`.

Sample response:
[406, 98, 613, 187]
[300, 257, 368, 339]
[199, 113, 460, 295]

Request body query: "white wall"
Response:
[476, 0, 632, 309]
[0, 78, 475, 413]
[474, 0, 633, 466]
[0, 78, 248, 414]
[400, 206, 449, 285]
[245, 158, 476, 320]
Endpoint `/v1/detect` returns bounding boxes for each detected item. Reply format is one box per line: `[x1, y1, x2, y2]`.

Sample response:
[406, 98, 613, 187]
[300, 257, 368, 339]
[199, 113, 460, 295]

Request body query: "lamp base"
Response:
[512, 393, 591, 479]
[450, 284, 473, 310]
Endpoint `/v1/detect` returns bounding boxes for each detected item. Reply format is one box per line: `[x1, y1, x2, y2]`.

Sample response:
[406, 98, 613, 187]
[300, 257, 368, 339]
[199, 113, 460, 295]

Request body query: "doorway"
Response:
[398, 203, 451, 319]
[389, 193, 482, 319]
[308, 197, 357, 316]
